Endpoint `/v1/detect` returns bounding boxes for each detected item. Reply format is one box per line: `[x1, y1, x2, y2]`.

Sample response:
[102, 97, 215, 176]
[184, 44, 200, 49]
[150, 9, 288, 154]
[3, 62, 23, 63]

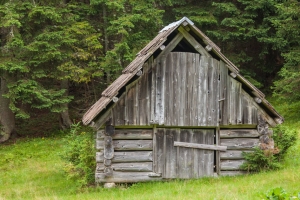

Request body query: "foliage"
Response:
[262, 187, 300, 200]
[241, 147, 280, 172]
[61, 123, 96, 187]
[241, 125, 297, 172]
[272, 126, 298, 161]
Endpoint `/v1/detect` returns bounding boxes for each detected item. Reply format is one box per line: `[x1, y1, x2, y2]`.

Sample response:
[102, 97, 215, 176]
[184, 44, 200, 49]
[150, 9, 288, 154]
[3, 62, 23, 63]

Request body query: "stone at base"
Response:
[104, 183, 116, 188]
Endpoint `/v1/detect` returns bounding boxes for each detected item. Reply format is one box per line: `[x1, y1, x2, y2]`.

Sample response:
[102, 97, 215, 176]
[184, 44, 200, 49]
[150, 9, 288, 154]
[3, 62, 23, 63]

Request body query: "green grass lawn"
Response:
[1, 100, 299, 200]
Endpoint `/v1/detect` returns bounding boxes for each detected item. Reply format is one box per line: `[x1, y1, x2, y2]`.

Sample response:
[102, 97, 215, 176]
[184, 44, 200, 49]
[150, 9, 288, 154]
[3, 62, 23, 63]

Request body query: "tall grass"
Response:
[0, 99, 299, 200]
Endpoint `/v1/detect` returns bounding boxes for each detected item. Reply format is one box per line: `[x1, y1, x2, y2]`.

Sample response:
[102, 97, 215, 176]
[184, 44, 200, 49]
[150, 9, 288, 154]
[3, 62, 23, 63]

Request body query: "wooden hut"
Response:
[82, 17, 283, 183]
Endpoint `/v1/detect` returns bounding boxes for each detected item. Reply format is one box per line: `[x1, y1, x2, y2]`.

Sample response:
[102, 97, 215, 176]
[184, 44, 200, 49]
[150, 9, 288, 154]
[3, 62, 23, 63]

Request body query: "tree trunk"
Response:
[59, 79, 72, 130]
[0, 76, 16, 143]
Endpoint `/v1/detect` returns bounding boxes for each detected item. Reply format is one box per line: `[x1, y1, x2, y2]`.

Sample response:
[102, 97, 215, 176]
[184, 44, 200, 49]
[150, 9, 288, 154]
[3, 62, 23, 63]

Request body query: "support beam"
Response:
[177, 26, 210, 57]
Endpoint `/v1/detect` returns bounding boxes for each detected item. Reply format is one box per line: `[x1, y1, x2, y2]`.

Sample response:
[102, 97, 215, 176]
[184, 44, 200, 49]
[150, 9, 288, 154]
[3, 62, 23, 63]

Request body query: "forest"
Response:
[0, 0, 300, 142]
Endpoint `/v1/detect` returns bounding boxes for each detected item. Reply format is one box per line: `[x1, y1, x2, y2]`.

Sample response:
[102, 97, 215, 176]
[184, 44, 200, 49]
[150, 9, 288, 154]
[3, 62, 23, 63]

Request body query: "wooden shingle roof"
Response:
[82, 17, 283, 126]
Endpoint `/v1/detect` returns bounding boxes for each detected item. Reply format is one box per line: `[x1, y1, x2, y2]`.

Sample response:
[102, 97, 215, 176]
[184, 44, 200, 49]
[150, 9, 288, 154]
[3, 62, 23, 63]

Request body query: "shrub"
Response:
[272, 126, 298, 162]
[240, 147, 281, 172]
[263, 187, 300, 200]
[241, 125, 297, 172]
[61, 122, 96, 187]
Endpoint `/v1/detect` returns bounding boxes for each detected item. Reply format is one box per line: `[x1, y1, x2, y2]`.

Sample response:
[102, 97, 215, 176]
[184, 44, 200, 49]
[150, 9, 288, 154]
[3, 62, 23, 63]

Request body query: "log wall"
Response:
[219, 129, 259, 175]
[95, 129, 162, 183]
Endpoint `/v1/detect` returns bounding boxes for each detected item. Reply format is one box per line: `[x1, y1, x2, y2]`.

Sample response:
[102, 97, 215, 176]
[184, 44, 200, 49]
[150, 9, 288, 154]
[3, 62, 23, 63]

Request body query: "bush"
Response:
[272, 126, 298, 162]
[241, 125, 297, 172]
[61, 122, 96, 187]
[263, 187, 300, 200]
[240, 147, 281, 172]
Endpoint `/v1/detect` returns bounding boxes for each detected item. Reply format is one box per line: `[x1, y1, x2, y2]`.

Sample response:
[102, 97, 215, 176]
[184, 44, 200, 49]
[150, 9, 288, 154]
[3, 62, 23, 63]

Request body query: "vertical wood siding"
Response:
[98, 52, 266, 127]
[154, 128, 215, 179]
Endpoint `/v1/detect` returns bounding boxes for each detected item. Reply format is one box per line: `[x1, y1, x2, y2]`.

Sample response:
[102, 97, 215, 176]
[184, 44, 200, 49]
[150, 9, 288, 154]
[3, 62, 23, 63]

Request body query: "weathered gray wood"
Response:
[172, 53, 180, 125]
[104, 136, 114, 159]
[221, 138, 259, 150]
[179, 53, 187, 126]
[97, 140, 153, 150]
[96, 151, 153, 163]
[193, 129, 205, 177]
[220, 160, 245, 170]
[154, 128, 165, 174]
[219, 60, 227, 124]
[160, 56, 166, 125]
[104, 159, 112, 166]
[199, 55, 208, 126]
[96, 162, 151, 172]
[215, 127, 221, 175]
[104, 166, 113, 177]
[203, 130, 214, 177]
[95, 172, 162, 183]
[113, 129, 152, 139]
[220, 129, 260, 138]
[150, 55, 156, 123]
[164, 128, 179, 178]
[220, 150, 252, 159]
[178, 26, 210, 57]
[174, 141, 227, 151]
[178, 129, 192, 178]
[191, 53, 200, 126]
[220, 171, 248, 176]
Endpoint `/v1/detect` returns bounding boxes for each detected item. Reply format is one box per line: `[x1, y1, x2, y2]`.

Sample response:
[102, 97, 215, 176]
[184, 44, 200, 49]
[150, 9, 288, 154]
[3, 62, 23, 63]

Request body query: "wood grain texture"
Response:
[174, 141, 227, 151]
[96, 162, 153, 172]
[221, 138, 259, 150]
[97, 140, 153, 150]
[220, 150, 252, 159]
[95, 172, 162, 183]
[220, 129, 260, 138]
[220, 160, 245, 170]
[96, 151, 153, 163]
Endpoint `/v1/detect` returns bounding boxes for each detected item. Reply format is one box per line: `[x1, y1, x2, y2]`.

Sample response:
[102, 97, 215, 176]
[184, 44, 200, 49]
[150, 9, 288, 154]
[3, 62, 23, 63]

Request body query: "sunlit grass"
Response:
[0, 98, 299, 200]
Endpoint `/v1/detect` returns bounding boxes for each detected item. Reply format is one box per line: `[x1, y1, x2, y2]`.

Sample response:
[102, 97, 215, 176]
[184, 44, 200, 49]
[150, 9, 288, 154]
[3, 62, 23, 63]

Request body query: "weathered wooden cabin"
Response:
[82, 17, 283, 183]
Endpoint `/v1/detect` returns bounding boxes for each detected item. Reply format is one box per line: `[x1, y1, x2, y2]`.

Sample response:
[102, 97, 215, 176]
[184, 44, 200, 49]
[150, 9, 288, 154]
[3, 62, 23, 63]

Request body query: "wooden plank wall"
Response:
[154, 128, 215, 179]
[95, 129, 162, 183]
[219, 129, 259, 175]
[104, 52, 220, 127]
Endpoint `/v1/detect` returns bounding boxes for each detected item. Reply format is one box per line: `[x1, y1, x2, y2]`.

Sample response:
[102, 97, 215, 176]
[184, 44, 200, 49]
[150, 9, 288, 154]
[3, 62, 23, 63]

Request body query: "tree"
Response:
[272, 0, 300, 105]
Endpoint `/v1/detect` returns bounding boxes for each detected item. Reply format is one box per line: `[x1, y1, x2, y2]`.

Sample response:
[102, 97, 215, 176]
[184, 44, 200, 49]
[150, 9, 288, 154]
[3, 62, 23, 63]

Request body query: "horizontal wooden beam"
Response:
[220, 150, 253, 160]
[95, 172, 162, 183]
[97, 129, 153, 139]
[174, 141, 227, 151]
[220, 129, 260, 138]
[221, 138, 259, 150]
[220, 160, 245, 170]
[96, 151, 153, 163]
[97, 140, 153, 150]
[96, 162, 153, 172]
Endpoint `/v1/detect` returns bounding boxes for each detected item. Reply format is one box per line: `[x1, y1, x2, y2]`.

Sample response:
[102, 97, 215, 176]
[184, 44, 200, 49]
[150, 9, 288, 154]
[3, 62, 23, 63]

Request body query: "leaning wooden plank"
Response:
[220, 129, 260, 138]
[112, 129, 153, 139]
[220, 171, 249, 176]
[220, 160, 245, 170]
[96, 151, 153, 163]
[97, 140, 153, 150]
[97, 162, 153, 172]
[174, 141, 227, 151]
[221, 138, 259, 150]
[220, 150, 252, 160]
[95, 172, 162, 183]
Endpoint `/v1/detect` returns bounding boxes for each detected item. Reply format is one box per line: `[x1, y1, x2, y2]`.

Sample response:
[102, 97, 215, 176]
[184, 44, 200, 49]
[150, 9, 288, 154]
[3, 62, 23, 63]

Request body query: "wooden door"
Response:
[154, 128, 215, 179]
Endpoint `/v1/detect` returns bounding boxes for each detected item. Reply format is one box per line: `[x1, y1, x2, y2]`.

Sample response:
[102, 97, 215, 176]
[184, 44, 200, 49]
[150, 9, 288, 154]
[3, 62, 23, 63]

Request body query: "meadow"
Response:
[0, 99, 299, 200]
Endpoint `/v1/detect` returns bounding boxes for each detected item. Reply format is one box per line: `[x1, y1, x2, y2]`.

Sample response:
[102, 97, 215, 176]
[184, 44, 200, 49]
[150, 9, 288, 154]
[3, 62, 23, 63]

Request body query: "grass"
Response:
[0, 99, 300, 200]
